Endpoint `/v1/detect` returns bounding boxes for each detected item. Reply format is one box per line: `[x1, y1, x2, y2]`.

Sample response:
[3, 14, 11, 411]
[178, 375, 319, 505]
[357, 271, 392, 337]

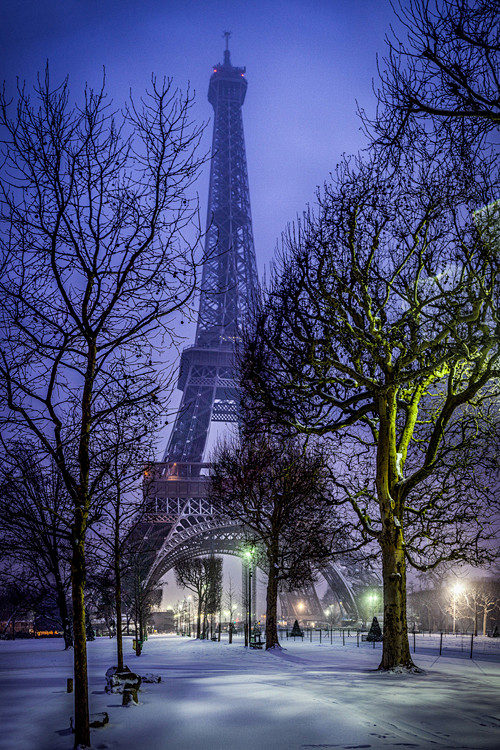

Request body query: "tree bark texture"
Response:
[379, 538, 413, 670]
[265, 549, 280, 649]
[114, 547, 123, 670]
[376, 390, 415, 671]
[54, 567, 73, 650]
[71, 536, 90, 748]
[196, 602, 202, 639]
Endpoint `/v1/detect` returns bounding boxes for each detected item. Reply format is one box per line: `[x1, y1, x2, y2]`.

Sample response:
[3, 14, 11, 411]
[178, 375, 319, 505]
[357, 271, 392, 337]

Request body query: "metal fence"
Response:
[278, 627, 500, 661]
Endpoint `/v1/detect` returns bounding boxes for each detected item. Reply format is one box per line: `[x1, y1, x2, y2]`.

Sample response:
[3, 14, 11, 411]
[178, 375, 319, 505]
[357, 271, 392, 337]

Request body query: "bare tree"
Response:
[408, 585, 446, 632]
[455, 579, 500, 635]
[84, 566, 116, 635]
[89, 405, 156, 670]
[409, 574, 500, 634]
[241, 149, 500, 669]
[0, 69, 206, 746]
[174, 556, 222, 639]
[477, 582, 500, 635]
[224, 576, 238, 643]
[174, 558, 206, 639]
[121, 546, 162, 654]
[204, 556, 223, 640]
[0, 443, 73, 648]
[368, 0, 500, 148]
[210, 433, 340, 650]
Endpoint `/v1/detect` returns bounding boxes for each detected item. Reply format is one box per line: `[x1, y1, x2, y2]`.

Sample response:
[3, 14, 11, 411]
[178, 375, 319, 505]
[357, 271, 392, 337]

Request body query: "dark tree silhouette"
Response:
[88, 405, 156, 671]
[174, 557, 222, 639]
[367, 616, 383, 642]
[210, 434, 341, 650]
[0, 443, 73, 648]
[241, 148, 500, 670]
[369, 0, 500, 147]
[0, 69, 206, 747]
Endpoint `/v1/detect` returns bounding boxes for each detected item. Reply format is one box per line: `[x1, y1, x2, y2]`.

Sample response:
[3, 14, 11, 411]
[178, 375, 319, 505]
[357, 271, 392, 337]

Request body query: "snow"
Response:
[1, 633, 500, 750]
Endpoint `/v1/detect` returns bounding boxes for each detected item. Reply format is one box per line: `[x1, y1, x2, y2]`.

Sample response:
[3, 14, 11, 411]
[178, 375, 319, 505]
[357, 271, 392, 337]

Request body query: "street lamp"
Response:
[451, 582, 464, 634]
[243, 547, 255, 647]
[367, 591, 379, 618]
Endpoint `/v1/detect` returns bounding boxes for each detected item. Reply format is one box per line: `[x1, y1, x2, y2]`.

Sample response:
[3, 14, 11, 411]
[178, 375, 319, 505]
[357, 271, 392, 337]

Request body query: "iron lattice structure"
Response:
[164, 41, 258, 464]
[142, 41, 380, 621]
[142, 39, 260, 589]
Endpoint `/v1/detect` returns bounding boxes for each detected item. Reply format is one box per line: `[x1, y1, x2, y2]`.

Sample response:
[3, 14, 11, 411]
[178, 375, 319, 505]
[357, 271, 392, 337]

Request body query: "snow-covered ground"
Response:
[1, 633, 499, 750]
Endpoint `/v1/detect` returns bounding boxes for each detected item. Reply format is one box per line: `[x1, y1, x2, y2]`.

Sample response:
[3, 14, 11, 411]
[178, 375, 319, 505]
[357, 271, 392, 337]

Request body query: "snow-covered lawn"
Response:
[1, 633, 499, 750]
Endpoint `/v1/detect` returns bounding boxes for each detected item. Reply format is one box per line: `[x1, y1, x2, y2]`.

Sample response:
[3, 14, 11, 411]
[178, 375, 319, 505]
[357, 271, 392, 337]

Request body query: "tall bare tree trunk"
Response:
[265, 550, 280, 649]
[54, 567, 72, 649]
[379, 538, 413, 669]
[196, 601, 202, 639]
[114, 547, 123, 670]
[134, 572, 142, 656]
[69, 352, 93, 746]
[71, 535, 90, 748]
[377, 391, 415, 671]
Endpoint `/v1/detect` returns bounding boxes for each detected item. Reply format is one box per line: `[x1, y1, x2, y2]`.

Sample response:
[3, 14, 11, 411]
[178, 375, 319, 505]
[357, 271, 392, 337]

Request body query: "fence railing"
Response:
[171, 626, 500, 660]
[277, 627, 500, 660]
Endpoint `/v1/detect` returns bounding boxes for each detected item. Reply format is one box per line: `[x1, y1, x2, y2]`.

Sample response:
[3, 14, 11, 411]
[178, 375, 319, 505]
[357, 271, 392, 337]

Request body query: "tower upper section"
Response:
[195, 40, 258, 349]
[162, 40, 258, 463]
[208, 48, 248, 108]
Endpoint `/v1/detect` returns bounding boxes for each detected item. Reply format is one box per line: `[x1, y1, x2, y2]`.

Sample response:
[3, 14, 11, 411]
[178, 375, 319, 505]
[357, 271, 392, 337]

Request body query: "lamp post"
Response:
[243, 548, 255, 647]
[368, 592, 378, 618]
[451, 582, 464, 634]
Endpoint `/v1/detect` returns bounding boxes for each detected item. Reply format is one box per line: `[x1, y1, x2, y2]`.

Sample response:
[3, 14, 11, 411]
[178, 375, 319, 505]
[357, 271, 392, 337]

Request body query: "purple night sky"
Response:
[1, 1, 474, 607]
[1, 0, 395, 277]
[1, 0, 397, 528]
[1, 0, 397, 503]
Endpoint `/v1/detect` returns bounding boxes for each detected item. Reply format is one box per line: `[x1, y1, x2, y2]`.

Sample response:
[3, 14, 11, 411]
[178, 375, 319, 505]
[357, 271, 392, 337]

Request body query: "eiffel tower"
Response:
[143, 34, 259, 581]
[142, 39, 379, 620]
[164, 33, 258, 466]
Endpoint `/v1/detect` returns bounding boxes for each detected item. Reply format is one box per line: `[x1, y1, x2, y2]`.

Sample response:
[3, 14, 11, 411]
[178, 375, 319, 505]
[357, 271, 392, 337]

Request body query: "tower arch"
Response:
[140, 43, 379, 619]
